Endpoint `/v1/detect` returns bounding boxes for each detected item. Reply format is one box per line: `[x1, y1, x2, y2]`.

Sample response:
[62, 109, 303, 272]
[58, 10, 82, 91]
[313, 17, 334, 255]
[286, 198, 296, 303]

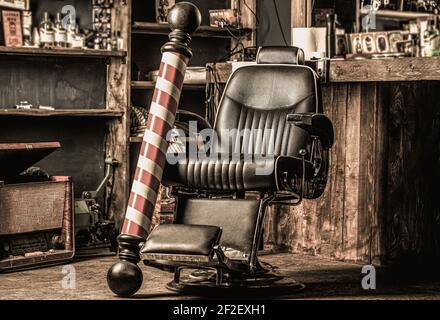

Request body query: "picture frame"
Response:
[388, 31, 403, 53]
[155, 0, 175, 24]
[362, 33, 376, 54]
[336, 32, 348, 56]
[375, 32, 390, 53]
[2, 9, 22, 47]
[349, 33, 363, 54]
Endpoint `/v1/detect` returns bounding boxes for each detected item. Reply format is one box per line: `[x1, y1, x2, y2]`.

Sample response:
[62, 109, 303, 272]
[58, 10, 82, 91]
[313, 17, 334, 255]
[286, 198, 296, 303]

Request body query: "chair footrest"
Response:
[141, 224, 222, 257]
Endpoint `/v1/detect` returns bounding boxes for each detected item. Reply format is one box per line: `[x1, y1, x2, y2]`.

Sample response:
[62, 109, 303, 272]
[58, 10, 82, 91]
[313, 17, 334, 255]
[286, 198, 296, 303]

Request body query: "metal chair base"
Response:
[166, 267, 306, 295]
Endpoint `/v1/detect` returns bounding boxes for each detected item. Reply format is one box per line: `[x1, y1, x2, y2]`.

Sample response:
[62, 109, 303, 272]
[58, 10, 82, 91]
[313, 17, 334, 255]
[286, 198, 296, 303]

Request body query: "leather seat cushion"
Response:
[142, 224, 222, 256]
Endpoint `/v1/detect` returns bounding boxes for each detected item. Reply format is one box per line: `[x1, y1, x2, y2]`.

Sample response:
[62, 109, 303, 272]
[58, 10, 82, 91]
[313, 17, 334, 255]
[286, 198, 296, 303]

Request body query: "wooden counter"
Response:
[207, 58, 440, 266]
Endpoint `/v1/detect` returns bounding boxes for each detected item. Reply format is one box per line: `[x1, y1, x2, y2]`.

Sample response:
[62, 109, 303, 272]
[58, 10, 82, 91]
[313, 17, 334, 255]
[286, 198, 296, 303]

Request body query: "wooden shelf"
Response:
[0, 109, 124, 117]
[132, 22, 253, 39]
[329, 56, 440, 82]
[360, 9, 436, 20]
[0, 46, 127, 58]
[131, 80, 206, 90]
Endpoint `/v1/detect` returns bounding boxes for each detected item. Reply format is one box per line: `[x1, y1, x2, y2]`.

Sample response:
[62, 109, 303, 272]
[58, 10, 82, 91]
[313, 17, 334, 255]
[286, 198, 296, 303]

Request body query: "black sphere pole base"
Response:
[107, 234, 143, 297]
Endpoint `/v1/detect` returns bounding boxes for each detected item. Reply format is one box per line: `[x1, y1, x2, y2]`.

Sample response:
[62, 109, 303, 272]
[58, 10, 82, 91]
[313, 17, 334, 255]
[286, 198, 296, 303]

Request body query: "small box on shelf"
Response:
[1, 9, 22, 47]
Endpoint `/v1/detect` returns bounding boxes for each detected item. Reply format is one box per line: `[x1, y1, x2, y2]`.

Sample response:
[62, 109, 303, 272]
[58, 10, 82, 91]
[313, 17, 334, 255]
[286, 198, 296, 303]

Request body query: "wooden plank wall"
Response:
[106, 0, 131, 228]
[384, 81, 440, 267]
[264, 81, 440, 266]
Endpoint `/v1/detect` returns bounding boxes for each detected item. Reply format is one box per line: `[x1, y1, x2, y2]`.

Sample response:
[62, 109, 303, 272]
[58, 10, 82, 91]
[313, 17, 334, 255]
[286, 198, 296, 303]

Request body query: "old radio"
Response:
[0, 142, 74, 272]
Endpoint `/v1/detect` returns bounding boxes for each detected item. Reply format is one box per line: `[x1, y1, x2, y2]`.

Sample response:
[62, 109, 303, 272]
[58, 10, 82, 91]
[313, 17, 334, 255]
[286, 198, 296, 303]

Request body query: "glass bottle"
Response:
[39, 12, 54, 48]
[54, 13, 67, 48]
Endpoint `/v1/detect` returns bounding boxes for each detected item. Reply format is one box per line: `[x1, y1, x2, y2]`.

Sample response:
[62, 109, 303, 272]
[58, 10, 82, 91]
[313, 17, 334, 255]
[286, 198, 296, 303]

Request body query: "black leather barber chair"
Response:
[141, 46, 334, 292]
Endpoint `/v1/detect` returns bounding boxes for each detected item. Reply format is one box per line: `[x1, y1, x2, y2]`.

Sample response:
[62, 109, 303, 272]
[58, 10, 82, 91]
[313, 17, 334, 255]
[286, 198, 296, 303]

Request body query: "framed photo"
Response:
[156, 0, 175, 24]
[362, 33, 376, 54]
[2, 10, 22, 47]
[388, 31, 403, 53]
[336, 32, 348, 56]
[349, 33, 363, 54]
[375, 32, 390, 53]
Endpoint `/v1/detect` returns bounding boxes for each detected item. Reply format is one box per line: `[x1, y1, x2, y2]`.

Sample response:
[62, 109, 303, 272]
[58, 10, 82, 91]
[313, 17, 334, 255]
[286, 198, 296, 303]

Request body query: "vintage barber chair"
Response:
[140, 46, 334, 293]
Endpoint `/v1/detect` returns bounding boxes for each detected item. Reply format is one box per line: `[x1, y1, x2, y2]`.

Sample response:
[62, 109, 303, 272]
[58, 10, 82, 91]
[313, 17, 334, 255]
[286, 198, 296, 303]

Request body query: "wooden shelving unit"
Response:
[0, 0, 130, 228]
[132, 21, 253, 38]
[359, 9, 437, 20]
[0, 109, 124, 117]
[0, 46, 126, 58]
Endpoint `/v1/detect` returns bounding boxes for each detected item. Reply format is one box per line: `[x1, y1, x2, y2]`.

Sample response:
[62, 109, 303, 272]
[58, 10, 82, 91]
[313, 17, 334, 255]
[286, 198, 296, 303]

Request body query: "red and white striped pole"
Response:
[107, 2, 201, 297]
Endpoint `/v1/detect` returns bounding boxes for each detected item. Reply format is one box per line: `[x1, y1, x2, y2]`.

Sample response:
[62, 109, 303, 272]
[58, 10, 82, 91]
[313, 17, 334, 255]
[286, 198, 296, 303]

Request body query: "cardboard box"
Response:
[2, 9, 22, 47]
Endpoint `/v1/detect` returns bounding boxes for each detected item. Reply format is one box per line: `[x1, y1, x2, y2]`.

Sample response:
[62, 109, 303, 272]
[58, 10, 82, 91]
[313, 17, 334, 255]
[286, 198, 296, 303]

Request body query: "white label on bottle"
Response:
[55, 31, 67, 43]
[41, 30, 54, 44]
[71, 37, 84, 48]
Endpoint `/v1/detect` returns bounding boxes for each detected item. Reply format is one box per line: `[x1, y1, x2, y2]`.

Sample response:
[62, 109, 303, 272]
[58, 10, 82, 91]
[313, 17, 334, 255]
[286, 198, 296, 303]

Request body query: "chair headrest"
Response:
[256, 46, 305, 65]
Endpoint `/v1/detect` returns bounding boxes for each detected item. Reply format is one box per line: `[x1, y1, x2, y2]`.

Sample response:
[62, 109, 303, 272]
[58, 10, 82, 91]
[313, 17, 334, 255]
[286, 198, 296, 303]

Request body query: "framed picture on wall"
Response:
[155, 0, 175, 24]
[349, 33, 363, 54]
[1, 10, 22, 47]
[362, 33, 376, 54]
[375, 32, 390, 53]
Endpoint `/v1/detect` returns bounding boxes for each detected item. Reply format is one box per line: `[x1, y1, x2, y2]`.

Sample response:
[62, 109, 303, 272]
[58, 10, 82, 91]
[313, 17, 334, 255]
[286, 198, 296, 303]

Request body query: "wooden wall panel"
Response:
[384, 81, 440, 266]
[264, 81, 440, 266]
[106, 0, 130, 228]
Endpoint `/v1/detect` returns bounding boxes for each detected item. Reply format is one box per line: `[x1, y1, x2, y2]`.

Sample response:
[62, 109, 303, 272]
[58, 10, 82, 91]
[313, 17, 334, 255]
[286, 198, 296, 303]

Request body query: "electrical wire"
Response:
[272, 0, 289, 46]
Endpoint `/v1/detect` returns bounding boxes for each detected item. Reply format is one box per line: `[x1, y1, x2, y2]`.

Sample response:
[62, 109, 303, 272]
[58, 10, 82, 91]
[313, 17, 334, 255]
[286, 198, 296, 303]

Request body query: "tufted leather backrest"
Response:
[213, 63, 321, 158]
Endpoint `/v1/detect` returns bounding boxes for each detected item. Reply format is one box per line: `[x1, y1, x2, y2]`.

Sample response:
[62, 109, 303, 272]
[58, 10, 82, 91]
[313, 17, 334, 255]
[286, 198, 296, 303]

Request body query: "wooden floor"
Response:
[1, 253, 440, 300]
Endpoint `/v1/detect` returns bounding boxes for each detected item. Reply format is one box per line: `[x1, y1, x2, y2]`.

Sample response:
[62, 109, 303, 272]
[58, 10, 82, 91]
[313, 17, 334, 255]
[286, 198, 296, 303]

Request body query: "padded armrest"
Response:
[142, 224, 222, 256]
[287, 113, 334, 149]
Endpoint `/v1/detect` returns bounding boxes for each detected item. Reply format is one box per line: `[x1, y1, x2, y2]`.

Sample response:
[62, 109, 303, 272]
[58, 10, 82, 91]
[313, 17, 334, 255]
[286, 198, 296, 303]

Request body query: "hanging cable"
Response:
[272, 0, 289, 46]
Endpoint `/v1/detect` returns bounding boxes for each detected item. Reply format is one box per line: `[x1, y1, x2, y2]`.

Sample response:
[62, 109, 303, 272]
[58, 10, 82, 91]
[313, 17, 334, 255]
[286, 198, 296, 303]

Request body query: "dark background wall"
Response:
[257, 0, 291, 47]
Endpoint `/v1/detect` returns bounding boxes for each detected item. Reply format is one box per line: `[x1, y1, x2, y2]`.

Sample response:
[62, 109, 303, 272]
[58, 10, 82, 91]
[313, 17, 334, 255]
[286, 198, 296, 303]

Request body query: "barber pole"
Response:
[121, 51, 189, 239]
[107, 2, 201, 297]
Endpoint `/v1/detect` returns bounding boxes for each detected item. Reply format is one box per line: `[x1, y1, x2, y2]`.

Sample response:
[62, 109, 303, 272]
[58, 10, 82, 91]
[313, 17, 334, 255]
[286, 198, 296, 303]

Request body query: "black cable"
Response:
[272, 0, 289, 46]
[225, 24, 241, 41]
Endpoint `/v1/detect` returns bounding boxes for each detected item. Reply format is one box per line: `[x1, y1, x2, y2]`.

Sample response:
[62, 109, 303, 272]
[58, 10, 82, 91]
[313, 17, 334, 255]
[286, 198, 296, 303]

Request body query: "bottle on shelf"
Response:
[71, 25, 86, 48]
[32, 27, 40, 47]
[22, 11, 33, 47]
[67, 22, 77, 48]
[39, 12, 55, 48]
[54, 13, 68, 48]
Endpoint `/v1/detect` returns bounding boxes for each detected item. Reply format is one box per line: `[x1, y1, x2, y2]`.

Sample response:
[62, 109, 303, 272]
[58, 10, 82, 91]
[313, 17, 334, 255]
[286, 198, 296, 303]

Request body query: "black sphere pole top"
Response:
[162, 2, 201, 58]
[168, 2, 201, 34]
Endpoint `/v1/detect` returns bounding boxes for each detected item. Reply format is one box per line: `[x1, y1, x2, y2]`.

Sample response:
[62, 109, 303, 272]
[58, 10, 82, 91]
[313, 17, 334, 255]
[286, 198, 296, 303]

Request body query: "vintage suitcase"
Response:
[0, 142, 74, 272]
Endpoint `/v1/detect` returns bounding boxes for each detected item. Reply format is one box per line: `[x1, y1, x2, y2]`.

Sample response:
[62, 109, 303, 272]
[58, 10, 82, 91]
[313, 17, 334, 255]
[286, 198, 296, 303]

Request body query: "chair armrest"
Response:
[287, 113, 334, 149]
